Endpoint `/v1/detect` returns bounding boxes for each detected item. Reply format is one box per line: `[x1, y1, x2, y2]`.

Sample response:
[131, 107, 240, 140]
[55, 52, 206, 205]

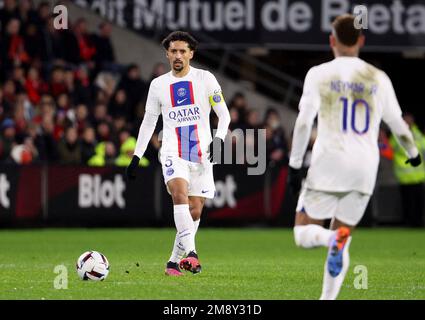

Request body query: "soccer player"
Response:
[287, 14, 422, 300]
[125, 31, 230, 276]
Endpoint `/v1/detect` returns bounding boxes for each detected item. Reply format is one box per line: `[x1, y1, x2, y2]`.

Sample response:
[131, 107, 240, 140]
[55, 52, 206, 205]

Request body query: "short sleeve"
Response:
[145, 80, 161, 116]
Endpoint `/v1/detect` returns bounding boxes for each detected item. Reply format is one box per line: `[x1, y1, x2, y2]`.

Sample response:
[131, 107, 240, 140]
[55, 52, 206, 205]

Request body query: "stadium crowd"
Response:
[0, 0, 289, 168]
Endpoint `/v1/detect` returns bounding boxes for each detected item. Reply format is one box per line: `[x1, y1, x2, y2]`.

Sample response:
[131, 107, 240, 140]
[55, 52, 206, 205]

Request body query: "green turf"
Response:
[0, 228, 424, 300]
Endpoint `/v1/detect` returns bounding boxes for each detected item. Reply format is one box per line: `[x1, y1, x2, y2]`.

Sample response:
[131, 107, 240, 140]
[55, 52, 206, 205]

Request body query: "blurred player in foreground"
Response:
[126, 31, 230, 276]
[287, 14, 422, 300]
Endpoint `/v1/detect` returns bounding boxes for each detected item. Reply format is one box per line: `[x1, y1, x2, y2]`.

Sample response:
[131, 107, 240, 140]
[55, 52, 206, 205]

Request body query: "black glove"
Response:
[287, 166, 303, 195]
[208, 137, 224, 163]
[405, 154, 422, 167]
[125, 155, 140, 181]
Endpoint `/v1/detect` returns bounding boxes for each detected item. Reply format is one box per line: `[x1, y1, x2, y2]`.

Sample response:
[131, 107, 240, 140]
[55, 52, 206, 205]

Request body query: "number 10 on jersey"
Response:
[340, 97, 370, 134]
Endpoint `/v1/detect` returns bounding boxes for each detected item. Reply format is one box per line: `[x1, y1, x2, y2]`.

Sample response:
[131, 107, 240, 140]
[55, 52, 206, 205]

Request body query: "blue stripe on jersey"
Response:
[176, 125, 201, 163]
[170, 81, 194, 107]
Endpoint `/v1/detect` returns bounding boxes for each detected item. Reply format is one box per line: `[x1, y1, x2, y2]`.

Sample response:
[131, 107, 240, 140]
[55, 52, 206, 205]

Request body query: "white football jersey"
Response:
[291, 56, 409, 195]
[145, 66, 223, 163]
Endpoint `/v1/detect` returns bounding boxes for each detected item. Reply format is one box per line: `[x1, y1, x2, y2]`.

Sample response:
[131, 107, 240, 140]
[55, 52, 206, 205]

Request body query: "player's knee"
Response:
[171, 191, 188, 204]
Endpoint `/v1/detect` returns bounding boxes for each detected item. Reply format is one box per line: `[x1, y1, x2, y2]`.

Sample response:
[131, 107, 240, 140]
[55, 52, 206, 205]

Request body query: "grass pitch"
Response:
[0, 228, 424, 300]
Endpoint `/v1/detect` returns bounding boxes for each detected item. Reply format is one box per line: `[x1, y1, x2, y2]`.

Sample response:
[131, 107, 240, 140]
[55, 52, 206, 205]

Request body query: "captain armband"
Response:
[209, 91, 225, 107]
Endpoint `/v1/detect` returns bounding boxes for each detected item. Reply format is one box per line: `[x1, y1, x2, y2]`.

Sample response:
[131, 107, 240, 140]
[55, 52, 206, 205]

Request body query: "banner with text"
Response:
[73, 0, 425, 50]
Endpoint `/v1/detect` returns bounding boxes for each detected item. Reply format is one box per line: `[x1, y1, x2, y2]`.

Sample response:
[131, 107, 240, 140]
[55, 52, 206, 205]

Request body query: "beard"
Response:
[173, 61, 184, 72]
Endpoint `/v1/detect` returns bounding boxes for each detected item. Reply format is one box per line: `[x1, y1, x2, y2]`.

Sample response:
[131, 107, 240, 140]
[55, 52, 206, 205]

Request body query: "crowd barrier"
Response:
[0, 163, 288, 227]
[1, 163, 412, 227]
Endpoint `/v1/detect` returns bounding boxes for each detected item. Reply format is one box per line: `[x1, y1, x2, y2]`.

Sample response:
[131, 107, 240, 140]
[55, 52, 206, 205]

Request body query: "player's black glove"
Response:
[125, 155, 140, 181]
[287, 166, 303, 195]
[208, 137, 224, 163]
[405, 154, 422, 167]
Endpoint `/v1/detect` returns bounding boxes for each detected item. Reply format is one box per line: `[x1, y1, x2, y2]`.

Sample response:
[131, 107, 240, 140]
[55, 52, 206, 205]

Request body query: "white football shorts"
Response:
[296, 187, 370, 226]
[160, 153, 216, 199]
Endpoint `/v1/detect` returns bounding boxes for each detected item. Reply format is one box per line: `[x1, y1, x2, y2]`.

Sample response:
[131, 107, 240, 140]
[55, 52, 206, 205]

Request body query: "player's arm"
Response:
[206, 72, 231, 162]
[288, 68, 320, 193]
[381, 73, 421, 166]
[125, 82, 161, 180]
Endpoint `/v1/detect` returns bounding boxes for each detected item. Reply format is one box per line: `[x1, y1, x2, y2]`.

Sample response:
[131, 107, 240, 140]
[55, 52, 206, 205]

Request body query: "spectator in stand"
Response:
[35, 1, 50, 28]
[264, 107, 288, 165]
[34, 114, 58, 163]
[390, 114, 425, 227]
[0, 88, 5, 120]
[0, 87, 11, 123]
[56, 93, 72, 112]
[109, 89, 131, 120]
[115, 128, 149, 167]
[96, 121, 112, 142]
[149, 62, 167, 82]
[2, 19, 31, 70]
[16, 92, 33, 121]
[11, 65, 26, 93]
[10, 134, 38, 165]
[25, 66, 48, 105]
[40, 15, 67, 64]
[94, 71, 117, 103]
[88, 140, 116, 166]
[63, 68, 76, 100]
[12, 98, 29, 139]
[228, 92, 249, 129]
[228, 107, 240, 131]
[378, 126, 394, 161]
[2, 80, 17, 117]
[57, 126, 81, 164]
[72, 103, 89, 136]
[111, 115, 127, 139]
[73, 65, 93, 105]
[246, 109, 261, 130]
[90, 103, 111, 129]
[73, 18, 96, 64]
[51, 110, 65, 141]
[23, 124, 39, 162]
[0, 0, 19, 37]
[18, 0, 38, 32]
[49, 66, 67, 98]
[32, 97, 55, 125]
[93, 21, 120, 74]
[0, 118, 16, 162]
[23, 22, 42, 61]
[80, 126, 97, 164]
[116, 64, 147, 117]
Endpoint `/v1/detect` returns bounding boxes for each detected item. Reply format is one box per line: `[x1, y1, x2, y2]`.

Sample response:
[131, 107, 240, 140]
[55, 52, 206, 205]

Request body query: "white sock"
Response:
[320, 237, 352, 300]
[194, 219, 200, 234]
[169, 219, 201, 263]
[173, 204, 196, 255]
[169, 233, 185, 263]
[293, 225, 335, 248]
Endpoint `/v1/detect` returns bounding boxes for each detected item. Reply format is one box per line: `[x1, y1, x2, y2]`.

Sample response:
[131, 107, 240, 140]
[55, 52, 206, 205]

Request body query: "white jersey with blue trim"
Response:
[290, 56, 411, 195]
[146, 66, 223, 163]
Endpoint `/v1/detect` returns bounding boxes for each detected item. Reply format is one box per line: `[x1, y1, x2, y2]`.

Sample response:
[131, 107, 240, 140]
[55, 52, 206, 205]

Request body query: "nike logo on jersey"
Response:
[177, 98, 188, 104]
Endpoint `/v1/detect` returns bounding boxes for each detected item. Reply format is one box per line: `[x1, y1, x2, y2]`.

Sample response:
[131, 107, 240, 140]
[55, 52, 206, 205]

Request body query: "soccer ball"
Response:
[76, 251, 110, 281]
